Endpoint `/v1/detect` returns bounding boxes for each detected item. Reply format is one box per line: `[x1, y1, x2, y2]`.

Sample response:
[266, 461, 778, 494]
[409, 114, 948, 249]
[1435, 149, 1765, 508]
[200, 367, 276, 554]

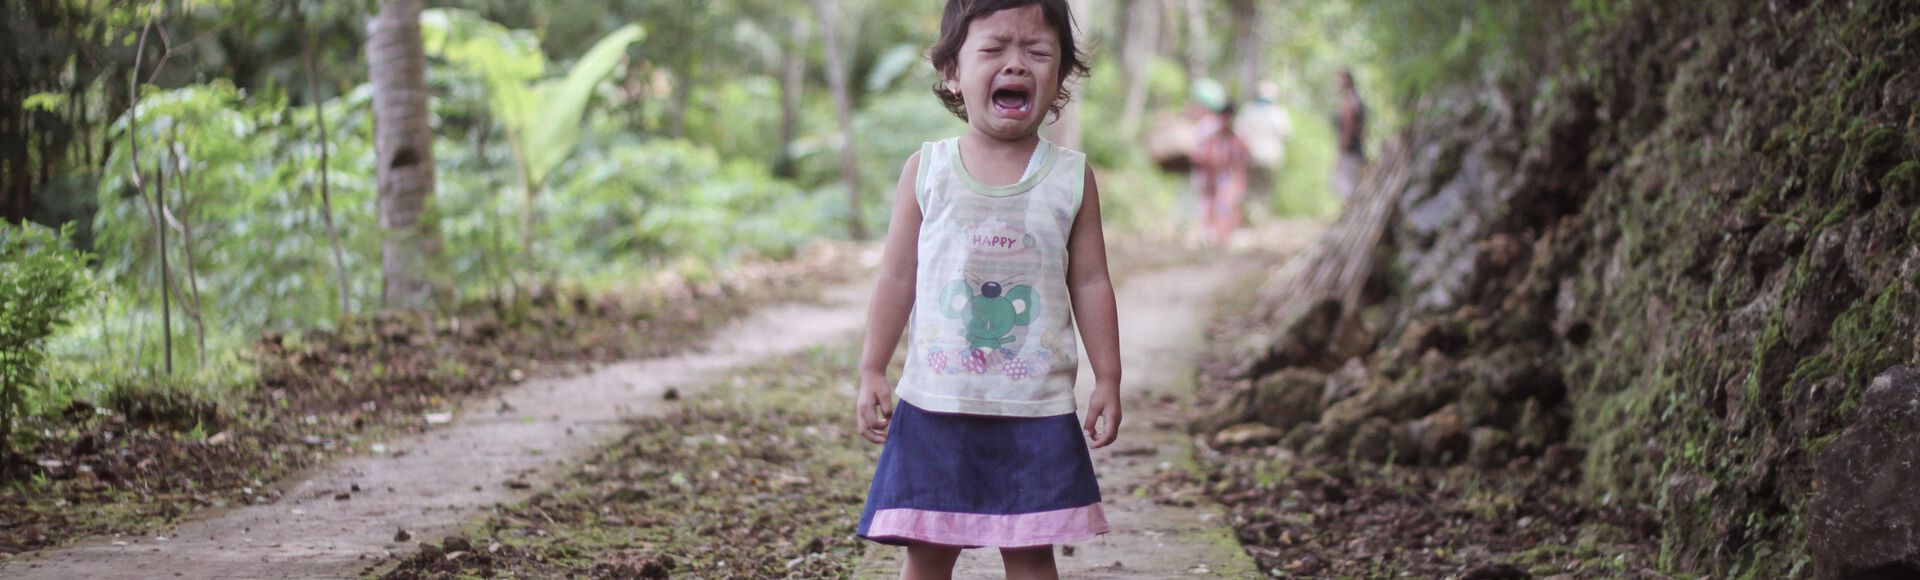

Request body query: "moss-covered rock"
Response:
[1809, 366, 1920, 579]
[1206, 1, 1920, 576]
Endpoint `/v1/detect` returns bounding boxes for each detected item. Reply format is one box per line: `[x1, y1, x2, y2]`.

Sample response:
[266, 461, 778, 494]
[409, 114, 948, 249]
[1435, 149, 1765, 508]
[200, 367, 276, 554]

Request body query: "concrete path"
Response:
[1, 280, 873, 579]
[854, 257, 1276, 579]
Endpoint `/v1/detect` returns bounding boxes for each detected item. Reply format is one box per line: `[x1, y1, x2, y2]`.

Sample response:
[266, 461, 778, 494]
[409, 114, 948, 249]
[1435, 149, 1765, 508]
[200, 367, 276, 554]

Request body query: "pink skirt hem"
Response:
[862, 504, 1109, 548]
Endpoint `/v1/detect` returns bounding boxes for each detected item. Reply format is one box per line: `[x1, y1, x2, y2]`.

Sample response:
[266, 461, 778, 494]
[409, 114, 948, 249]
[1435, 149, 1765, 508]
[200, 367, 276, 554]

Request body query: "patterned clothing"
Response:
[897, 137, 1086, 418]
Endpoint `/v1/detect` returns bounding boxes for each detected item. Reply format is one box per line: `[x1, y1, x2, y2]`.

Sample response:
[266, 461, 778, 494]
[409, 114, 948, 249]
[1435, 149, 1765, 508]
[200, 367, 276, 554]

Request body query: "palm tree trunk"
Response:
[367, 0, 445, 310]
[814, 0, 866, 241]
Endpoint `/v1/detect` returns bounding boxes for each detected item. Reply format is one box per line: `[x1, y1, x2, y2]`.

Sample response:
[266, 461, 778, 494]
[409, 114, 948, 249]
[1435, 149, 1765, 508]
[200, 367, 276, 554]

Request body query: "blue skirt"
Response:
[856, 400, 1107, 548]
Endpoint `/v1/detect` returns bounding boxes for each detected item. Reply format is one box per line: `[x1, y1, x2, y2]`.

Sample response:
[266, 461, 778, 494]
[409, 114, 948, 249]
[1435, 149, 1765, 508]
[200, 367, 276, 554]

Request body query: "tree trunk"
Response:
[298, 1, 354, 319]
[1230, 0, 1261, 97]
[367, 0, 445, 310]
[130, 14, 172, 375]
[1183, 0, 1210, 84]
[1046, 0, 1089, 150]
[775, 17, 809, 178]
[1119, 0, 1159, 137]
[163, 126, 207, 367]
[669, 60, 693, 139]
[814, 0, 866, 241]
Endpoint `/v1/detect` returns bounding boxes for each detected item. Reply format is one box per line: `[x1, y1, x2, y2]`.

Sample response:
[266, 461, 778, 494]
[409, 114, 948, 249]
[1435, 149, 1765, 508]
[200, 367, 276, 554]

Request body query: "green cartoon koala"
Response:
[940, 280, 1035, 350]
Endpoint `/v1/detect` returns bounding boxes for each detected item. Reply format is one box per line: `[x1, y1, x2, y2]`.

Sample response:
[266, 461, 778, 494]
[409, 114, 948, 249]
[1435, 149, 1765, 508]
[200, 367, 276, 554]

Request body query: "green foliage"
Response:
[549, 140, 831, 275]
[94, 82, 382, 335]
[422, 9, 646, 191]
[0, 224, 94, 448]
[810, 87, 964, 233]
[1355, 0, 1544, 108]
[1270, 111, 1343, 218]
[680, 77, 786, 165]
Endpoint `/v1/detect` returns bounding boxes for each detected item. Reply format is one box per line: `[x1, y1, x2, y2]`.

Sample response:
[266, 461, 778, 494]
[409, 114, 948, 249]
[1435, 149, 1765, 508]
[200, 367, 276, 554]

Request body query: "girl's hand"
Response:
[1083, 384, 1122, 449]
[855, 376, 894, 445]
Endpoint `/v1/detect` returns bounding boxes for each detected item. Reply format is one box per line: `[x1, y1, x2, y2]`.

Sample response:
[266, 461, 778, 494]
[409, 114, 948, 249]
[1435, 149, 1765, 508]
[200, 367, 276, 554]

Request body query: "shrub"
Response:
[0, 224, 94, 453]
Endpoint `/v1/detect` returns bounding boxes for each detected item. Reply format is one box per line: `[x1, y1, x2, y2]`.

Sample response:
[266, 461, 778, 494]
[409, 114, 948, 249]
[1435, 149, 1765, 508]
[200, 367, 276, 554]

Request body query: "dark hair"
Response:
[928, 0, 1091, 122]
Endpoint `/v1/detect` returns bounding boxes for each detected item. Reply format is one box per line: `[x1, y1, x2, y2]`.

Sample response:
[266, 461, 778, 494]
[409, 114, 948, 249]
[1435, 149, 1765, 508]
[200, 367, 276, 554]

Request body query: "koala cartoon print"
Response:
[898, 137, 1085, 417]
[941, 278, 1035, 350]
[923, 214, 1053, 380]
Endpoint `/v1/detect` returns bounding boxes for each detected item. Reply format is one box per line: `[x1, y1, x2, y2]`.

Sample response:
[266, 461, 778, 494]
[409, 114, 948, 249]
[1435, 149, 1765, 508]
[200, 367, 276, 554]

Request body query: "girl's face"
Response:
[943, 5, 1061, 141]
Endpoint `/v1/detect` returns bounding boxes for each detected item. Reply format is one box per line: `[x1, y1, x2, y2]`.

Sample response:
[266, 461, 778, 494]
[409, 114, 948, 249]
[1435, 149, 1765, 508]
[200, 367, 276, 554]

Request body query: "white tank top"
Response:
[896, 137, 1085, 417]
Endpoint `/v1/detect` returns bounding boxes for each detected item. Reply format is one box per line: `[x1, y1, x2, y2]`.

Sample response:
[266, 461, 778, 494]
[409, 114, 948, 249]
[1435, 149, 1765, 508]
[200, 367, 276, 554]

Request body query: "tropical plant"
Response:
[0, 224, 93, 453]
[420, 8, 645, 255]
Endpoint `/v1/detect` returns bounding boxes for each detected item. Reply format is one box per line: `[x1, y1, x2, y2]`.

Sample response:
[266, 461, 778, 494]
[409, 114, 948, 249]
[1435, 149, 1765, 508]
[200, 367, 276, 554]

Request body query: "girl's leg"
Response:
[1000, 545, 1059, 580]
[1216, 175, 1247, 242]
[1191, 170, 1216, 241]
[1195, 190, 1218, 244]
[902, 542, 962, 580]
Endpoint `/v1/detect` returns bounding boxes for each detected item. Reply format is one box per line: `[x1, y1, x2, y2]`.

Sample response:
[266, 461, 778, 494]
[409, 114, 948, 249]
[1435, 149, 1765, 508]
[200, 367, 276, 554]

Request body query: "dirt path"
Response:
[855, 233, 1314, 578]
[1, 280, 875, 580]
[5, 223, 1317, 579]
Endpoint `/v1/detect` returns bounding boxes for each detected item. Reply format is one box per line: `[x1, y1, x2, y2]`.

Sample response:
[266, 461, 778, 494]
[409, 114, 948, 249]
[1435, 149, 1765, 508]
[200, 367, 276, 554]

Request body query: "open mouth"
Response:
[991, 86, 1034, 118]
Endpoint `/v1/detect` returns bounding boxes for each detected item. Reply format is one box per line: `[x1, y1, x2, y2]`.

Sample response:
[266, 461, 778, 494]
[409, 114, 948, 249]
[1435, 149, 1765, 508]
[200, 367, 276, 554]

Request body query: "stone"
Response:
[1403, 405, 1469, 465]
[1551, 279, 1586, 342]
[1328, 311, 1379, 364]
[1394, 318, 1438, 355]
[1232, 299, 1345, 379]
[1213, 423, 1284, 449]
[1321, 358, 1370, 407]
[1249, 368, 1330, 430]
[1375, 350, 1464, 420]
[1475, 345, 1564, 402]
[1810, 366, 1920, 580]
[1467, 427, 1513, 468]
[1349, 418, 1394, 463]
[1197, 367, 1327, 436]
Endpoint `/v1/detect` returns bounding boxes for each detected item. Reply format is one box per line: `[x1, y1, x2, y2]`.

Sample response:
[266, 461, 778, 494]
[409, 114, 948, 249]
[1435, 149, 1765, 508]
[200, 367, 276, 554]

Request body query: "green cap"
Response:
[1191, 78, 1227, 111]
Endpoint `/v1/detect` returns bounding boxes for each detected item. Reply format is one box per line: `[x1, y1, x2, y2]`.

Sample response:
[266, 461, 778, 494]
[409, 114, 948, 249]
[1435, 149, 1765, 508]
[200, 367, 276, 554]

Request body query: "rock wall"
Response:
[1207, 1, 1920, 575]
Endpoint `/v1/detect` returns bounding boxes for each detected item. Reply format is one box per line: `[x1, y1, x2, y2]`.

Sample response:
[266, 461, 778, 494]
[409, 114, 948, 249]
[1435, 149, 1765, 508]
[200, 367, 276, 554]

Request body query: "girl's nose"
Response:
[1001, 58, 1029, 76]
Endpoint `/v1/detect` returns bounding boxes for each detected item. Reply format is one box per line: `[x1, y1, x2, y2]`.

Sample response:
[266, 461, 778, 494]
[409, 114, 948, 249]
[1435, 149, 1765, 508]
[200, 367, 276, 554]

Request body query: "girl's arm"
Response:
[1066, 165, 1123, 448]
[854, 151, 924, 445]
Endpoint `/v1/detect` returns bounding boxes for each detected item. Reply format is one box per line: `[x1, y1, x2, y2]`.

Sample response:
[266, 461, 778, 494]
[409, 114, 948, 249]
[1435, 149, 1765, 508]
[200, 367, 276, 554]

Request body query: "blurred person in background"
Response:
[1193, 101, 1251, 244]
[1235, 80, 1294, 221]
[1332, 69, 1367, 200]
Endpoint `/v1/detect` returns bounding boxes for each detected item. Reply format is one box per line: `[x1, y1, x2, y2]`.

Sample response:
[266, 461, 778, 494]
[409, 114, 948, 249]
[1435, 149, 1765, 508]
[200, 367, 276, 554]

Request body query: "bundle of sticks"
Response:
[1255, 134, 1414, 324]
